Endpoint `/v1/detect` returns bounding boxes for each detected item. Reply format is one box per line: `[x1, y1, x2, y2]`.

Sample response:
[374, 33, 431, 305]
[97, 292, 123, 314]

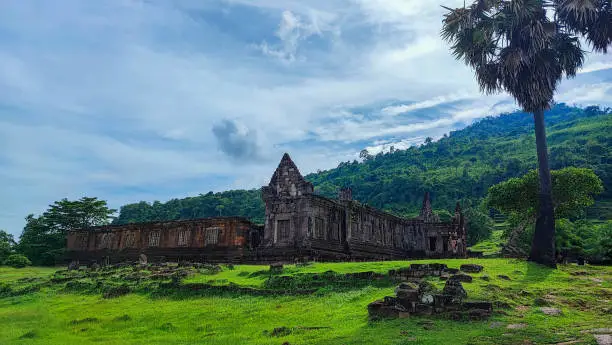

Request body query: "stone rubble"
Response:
[369, 263, 492, 321]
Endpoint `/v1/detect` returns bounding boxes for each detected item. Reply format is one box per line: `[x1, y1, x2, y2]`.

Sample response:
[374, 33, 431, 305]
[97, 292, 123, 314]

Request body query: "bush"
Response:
[4, 254, 32, 268]
[464, 208, 494, 246]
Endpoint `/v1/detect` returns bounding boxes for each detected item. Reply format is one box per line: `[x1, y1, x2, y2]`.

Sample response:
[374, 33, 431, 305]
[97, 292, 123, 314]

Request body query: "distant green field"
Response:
[1, 259, 610, 345]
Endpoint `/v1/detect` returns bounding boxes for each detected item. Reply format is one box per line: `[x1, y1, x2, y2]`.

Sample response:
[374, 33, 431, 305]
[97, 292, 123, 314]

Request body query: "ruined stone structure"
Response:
[66, 218, 263, 264]
[66, 153, 466, 264]
[261, 153, 466, 260]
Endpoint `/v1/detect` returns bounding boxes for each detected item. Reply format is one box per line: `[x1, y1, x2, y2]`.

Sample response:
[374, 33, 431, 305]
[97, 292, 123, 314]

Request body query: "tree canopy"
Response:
[487, 167, 604, 219]
[15, 197, 116, 266]
[0, 230, 15, 264]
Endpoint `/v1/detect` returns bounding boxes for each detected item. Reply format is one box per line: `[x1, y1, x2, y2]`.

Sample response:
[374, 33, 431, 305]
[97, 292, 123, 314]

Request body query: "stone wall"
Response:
[65, 217, 262, 264]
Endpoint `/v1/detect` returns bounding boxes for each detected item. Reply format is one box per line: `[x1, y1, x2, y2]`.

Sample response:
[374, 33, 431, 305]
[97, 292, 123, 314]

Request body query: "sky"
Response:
[1, 0, 611, 237]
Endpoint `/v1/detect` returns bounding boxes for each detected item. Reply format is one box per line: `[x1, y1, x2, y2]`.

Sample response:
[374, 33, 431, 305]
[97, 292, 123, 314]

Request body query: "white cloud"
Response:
[381, 91, 476, 116]
[258, 10, 332, 62]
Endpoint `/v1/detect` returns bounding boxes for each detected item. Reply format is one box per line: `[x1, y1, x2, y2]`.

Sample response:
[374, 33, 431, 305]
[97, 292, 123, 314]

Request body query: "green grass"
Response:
[1, 259, 610, 345]
[469, 229, 505, 257]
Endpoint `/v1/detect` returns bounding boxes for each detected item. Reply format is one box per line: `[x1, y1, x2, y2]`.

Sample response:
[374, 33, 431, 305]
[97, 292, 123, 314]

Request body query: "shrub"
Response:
[4, 254, 32, 268]
[464, 207, 495, 246]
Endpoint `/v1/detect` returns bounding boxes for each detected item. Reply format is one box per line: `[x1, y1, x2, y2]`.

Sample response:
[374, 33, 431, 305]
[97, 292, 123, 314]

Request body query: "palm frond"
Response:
[552, 34, 585, 76]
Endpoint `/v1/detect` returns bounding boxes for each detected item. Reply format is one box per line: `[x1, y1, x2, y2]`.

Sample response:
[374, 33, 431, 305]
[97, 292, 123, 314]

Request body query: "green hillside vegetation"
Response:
[112, 104, 612, 226]
[1, 259, 610, 345]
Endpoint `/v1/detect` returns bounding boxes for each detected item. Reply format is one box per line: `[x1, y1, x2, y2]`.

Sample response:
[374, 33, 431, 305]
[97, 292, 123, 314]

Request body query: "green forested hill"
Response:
[113, 104, 611, 225]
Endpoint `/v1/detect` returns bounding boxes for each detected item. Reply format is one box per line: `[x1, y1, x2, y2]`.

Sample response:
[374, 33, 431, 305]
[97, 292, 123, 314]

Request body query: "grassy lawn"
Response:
[468, 229, 505, 257]
[0, 259, 610, 345]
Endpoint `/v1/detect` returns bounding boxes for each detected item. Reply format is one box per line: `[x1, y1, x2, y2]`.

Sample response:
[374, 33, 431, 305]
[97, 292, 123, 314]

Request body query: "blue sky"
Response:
[1, 0, 611, 236]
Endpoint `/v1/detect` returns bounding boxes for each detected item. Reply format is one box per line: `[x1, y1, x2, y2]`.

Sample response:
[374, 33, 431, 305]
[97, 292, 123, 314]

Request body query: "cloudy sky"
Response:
[1, 0, 611, 236]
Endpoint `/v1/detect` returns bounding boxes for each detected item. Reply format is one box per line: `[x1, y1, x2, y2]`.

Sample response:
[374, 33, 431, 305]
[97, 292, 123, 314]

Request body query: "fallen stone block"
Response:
[269, 263, 283, 273]
[442, 279, 467, 303]
[468, 309, 492, 320]
[449, 274, 473, 283]
[368, 300, 407, 319]
[396, 288, 420, 303]
[462, 301, 493, 312]
[414, 303, 433, 316]
[460, 264, 484, 273]
[539, 307, 562, 316]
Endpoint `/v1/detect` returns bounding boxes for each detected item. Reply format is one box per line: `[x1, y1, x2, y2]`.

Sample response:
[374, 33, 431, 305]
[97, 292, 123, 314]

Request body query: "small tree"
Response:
[0, 230, 15, 264]
[17, 197, 116, 266]
[487, 167, 603, 255]
[4, 254, 32, 268]
[464, 207, 495, 246]
[487, 167, 603, 220]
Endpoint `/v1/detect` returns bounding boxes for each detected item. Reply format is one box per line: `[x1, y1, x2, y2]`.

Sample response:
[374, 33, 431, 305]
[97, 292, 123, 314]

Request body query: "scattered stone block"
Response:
[414, 303, 433, 316]
[460, 264, 483, 273]
[494, 301, 511, 309]
[445, 268, 460, 274]
[539, 307, 562, 316]
[497, 275, 511, 281]
[507, 323, 528, 330]
[534, 297, 552, 306]
[269, 263, 283, 273]
[368, 300, 407, 319]
[489, 322, 504, 329]
[462, 301, 493, 312]
[138, 254, 147, 265]
[449, 274, 473, 283]
[396, 282, 419, 291]
[442, 279, 467, 302]
[396, 288, 420, 303]
[383, 296, 398, 306]
[468, 309, 491, 320]
[594, 334, 612, 345]
[480, 274, 490, 281]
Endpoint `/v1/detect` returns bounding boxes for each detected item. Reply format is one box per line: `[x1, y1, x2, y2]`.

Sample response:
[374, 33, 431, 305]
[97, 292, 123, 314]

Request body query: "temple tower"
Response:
[261, 153, 313, 246]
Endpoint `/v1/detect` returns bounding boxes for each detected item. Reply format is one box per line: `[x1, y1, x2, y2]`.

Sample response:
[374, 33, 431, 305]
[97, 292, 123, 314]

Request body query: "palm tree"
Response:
[441, 0, 610, 267]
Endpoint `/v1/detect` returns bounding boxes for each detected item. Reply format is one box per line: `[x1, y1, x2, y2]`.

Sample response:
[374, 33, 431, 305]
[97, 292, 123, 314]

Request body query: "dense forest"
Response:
[113, 104, 612, 225]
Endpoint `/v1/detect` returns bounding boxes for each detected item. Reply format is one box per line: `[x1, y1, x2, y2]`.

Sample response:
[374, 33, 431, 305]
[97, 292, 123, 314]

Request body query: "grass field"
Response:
[468, 229, 505, 257]
[1, 259, 610, 345]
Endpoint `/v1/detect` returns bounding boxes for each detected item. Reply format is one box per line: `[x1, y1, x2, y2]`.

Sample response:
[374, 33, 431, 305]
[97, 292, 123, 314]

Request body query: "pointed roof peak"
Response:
[264, 153, 314, 196]
[455, 202, 462, 213]
[422, 192, 431, 208]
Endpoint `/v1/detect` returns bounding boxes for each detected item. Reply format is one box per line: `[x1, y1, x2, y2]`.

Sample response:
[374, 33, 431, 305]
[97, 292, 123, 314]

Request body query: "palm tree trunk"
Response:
[529, 109, 557, 268]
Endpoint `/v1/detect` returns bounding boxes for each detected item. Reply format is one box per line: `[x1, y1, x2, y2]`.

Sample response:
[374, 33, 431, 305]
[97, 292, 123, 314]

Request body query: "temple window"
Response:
[178, 230, 191, 247]
[277, 220, 290, 241]
[429, 237, 437, 252]
[148, 231, 161, 247]
[205, 227, 220, 245]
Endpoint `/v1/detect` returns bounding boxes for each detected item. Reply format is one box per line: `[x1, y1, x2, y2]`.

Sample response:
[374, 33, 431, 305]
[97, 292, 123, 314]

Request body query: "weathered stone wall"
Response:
[66, 217, 262, 263]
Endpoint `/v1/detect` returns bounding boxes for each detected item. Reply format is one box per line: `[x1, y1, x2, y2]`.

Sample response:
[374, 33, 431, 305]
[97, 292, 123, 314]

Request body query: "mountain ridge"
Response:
[113, 104, 612, 225]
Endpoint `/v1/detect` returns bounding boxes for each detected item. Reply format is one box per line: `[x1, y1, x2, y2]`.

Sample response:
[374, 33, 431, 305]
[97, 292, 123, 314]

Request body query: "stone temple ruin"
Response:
[368, 263, 493, 320]
[66, 153, 467, 264]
